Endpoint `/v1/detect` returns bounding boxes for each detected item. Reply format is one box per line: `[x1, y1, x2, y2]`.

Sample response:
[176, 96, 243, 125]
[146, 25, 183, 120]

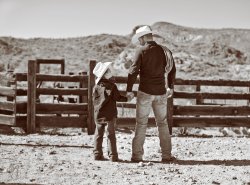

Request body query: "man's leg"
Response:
[152, 94, 172, 160]
[132, 91, 152, 161]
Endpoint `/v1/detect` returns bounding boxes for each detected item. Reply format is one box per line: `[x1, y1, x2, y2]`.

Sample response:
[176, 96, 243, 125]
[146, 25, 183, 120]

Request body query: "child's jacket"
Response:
[93, 78, 127, 121]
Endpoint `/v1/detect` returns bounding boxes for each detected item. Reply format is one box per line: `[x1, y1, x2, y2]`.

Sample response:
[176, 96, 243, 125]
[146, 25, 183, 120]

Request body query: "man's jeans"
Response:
[93, 118, 118, 159]
[132, 91, 172, 160]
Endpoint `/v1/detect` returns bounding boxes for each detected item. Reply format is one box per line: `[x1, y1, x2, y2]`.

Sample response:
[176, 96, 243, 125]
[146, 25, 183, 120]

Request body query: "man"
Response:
[126, 25, 176, 162]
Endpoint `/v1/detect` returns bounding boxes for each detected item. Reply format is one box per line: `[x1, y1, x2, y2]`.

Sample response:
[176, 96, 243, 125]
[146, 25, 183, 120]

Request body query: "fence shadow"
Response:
[0, 142, 93, 149]
[0, 183, 43, 185]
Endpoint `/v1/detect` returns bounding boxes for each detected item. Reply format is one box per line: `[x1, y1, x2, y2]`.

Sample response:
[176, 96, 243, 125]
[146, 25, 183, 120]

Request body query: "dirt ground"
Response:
[0, 128, 250, 185]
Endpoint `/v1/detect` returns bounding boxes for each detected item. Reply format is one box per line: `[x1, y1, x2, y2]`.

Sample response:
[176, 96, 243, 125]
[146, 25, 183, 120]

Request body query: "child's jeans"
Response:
[93, 118, 118, 159]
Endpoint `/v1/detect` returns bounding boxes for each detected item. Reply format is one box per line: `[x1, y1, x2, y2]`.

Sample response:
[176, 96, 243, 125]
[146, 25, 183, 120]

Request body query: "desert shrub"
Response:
[0, 63, 5, 72]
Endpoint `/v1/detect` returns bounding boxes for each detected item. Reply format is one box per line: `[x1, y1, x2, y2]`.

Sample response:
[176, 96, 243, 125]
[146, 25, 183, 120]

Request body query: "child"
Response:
[92, 62, 133, 162]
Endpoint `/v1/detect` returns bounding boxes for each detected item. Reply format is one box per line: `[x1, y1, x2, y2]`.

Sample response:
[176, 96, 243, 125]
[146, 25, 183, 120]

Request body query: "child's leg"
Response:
[93, 120, 106, 159]
[106, 118, 118, 160]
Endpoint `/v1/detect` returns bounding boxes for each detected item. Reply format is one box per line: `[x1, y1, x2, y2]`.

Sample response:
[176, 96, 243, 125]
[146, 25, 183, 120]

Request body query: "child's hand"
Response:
[126, 92, 134, 102]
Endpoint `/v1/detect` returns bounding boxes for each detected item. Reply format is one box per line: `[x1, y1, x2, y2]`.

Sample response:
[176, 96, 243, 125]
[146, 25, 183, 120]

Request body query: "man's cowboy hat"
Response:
[93, 62, 112, 84]
[131, 25, 153, 44]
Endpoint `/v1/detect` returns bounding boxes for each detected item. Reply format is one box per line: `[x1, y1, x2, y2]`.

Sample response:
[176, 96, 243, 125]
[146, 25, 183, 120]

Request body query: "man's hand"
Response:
[126, 92, 134, 102]
[166, 88, 174, 98]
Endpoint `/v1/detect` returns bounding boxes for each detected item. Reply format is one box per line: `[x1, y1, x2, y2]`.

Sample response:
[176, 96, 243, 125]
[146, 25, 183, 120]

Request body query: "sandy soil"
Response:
[1, 22, 250, 185]
[0, 128, 249, 185]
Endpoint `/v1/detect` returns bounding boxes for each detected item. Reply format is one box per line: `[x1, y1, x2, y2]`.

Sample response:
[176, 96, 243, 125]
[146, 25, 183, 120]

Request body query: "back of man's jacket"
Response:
[127, 41, 176, 95]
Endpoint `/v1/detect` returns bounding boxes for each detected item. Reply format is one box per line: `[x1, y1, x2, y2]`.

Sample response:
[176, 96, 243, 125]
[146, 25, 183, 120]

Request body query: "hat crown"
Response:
[132, 25, 153, 44]
[92, 62, 112, 84]
[136, 25, 152, 34]
[93, 62, 105, 78]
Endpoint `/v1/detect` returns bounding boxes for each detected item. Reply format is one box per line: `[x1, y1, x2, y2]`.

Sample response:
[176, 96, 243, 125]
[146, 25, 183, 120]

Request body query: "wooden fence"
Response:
[0, 59, 96, 134]
[26, 59, 96, 134]
[172, 79, 250, 128]
[115, 77, 250, 133]
[0, 59, 249, 135]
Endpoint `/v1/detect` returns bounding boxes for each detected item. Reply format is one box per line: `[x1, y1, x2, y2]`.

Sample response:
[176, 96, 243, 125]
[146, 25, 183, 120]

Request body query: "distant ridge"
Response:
[0, 21, 250, 84]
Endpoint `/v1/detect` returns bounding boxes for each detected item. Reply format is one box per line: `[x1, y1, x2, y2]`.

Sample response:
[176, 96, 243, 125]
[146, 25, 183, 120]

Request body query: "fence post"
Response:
[248, 87, 250, 106]
[196, 84, 203, 104]
[61, 60, 65, 75]
[87, 60, 96, 135]
[13, 76, 17, 126]
[27, 60, 37, 133]
[79, 71, 87, 103]
[167, 95, 174, 135]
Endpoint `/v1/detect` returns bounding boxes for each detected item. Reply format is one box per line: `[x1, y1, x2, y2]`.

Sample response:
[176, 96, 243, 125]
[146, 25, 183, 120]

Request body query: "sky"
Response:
[0, 0, 250, 38]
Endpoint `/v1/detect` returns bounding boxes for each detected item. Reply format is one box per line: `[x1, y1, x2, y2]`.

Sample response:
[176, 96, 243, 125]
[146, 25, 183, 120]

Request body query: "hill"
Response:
[0, 21, 250, 84]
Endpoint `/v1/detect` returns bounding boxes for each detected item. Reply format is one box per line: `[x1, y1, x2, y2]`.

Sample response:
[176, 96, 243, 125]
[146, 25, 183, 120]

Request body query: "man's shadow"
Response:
[172, 159, 250, 166]
[119, 159, 250, 166]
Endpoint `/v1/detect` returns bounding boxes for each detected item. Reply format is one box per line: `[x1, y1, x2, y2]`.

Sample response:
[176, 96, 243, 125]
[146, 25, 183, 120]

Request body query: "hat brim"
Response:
[94, 62, 112, 84]
[95, 77, 102, 84]
[131, 30, 153, 44]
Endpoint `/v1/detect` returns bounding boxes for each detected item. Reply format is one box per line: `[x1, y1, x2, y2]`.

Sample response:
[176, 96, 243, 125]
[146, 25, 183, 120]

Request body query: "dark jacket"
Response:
[93, 78, 127, 121]
[126, 41, 176, 95]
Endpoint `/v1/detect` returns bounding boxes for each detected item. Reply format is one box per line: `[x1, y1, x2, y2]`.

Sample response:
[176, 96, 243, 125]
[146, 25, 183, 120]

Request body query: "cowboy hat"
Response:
[93, 62, 112, 84]
[131, 25, 153, 44]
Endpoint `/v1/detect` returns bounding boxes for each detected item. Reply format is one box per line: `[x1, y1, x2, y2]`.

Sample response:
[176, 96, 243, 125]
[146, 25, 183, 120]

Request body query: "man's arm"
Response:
[168, 60, 176, 89]
[126, 49, 142, 92]
[162, 46, 176, 89]
[166, 61, 176, 98]
[162, 46, 176, 97]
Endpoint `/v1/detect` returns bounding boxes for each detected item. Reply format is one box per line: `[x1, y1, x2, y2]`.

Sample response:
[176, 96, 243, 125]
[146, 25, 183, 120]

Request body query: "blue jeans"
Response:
[132, 91, 172, 160]
[93, 118, 118, 159]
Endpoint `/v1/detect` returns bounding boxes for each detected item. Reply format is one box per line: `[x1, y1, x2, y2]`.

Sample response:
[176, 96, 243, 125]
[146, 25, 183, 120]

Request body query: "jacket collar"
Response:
[99, 78, 115, 84]
[146, 41, 157, 45]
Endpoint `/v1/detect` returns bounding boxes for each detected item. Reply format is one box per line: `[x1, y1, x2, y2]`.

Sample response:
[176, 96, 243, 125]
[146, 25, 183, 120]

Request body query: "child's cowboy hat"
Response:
[131, 25, 154, 44]
[93, 62, 112, 84]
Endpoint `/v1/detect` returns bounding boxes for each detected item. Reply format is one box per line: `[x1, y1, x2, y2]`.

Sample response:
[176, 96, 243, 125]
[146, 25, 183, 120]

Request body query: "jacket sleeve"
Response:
[113, 85, 128, 102]
[168, 60, 176, 89]
[126, 48, 142, 92]
[161, 45, 176, 89]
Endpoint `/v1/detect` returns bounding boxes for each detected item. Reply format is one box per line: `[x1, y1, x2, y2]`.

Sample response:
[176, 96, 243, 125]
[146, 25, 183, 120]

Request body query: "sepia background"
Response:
[0, 0, 250, 185]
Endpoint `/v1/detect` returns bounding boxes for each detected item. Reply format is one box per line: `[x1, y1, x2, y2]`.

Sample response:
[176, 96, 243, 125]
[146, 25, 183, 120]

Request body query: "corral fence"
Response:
[0, 59, 249, 135]
[0, 59, 95, 134]
[114, 76, 250, 134]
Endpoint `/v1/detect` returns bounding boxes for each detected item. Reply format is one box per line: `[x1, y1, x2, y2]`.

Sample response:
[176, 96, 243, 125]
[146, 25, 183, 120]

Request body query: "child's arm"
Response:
[112, 85, 128, 102]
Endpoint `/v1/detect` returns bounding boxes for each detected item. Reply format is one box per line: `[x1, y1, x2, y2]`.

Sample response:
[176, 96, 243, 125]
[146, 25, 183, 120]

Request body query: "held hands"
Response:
[166, 88, 174, 98]
[126, 92, 134, 102]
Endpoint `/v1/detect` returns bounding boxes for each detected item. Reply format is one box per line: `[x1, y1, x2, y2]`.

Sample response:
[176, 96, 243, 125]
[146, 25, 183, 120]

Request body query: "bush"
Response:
[0, 63, 5, 72]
